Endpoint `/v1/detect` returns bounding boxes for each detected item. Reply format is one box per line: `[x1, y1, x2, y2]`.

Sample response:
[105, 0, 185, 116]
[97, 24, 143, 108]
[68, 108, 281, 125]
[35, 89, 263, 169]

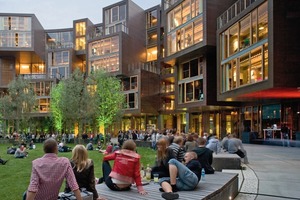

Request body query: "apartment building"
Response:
[0, 0, 299, 138]
[217, 0, 300, 139]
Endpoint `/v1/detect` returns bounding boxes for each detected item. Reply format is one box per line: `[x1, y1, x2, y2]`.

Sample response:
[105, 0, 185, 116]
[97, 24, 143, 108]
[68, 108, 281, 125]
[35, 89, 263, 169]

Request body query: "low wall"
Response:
[212, 153, 241, 171]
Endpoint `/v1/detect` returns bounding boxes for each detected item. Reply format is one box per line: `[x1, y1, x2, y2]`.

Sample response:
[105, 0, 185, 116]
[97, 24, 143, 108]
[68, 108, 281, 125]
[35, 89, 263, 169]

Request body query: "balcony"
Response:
[161, 102, 175, 111]
[161, 67, 174, 75]
[217, 0, 258, 29]
[161, 84, 175, 93]
[21, 74, 47, 80]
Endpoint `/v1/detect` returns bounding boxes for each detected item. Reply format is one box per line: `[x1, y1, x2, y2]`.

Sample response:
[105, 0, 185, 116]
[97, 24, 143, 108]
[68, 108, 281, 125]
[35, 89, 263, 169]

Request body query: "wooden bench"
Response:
[212, 152, 241, 171]
[95, 172, 238, 200]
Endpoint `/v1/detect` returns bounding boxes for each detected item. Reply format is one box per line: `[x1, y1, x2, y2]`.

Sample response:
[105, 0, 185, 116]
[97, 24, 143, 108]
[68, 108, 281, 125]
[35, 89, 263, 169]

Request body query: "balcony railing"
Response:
[21, 74, 47, 80]
[161, 67, 174, 75]
[46, 43, 73, 50]
[161, 103, 175, 111]
[217, 0, 258, 29]
[161, 85, 175, 93]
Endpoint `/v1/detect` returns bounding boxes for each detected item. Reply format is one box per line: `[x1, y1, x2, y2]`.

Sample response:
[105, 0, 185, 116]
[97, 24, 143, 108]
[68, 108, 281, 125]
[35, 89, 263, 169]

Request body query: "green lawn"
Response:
[0, 142, 156, 200]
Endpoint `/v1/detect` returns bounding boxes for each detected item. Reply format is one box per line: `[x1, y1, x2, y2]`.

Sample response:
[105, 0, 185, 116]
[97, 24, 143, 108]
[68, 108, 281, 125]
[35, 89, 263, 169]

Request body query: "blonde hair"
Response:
[71, 145, 91, 172]
[187, 151, 197, 159]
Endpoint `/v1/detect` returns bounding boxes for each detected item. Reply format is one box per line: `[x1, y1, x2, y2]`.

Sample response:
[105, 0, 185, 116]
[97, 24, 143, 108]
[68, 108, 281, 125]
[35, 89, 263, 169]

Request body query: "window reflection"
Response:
[220, 2, 269, 92]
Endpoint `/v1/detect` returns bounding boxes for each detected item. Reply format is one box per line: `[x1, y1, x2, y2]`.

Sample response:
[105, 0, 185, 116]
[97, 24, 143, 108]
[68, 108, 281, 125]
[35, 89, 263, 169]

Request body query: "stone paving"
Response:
[226, 144, 300, 200]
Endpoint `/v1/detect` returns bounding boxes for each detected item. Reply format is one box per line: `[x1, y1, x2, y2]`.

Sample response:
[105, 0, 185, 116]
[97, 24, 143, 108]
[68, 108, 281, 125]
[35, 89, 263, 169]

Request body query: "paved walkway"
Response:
[111, 138, 300, 199]
[227, 144, 300, 200]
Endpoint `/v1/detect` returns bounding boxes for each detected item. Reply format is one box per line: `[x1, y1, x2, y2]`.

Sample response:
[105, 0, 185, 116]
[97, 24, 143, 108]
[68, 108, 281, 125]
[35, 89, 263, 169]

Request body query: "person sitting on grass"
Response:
[0, 157, 8, 165]
[99, 143, 113, 154]
[14, 145, 28, 158]
[86, 141, 94, 151]
[25, 138, 82, 200]
[159, 152, 202, 200]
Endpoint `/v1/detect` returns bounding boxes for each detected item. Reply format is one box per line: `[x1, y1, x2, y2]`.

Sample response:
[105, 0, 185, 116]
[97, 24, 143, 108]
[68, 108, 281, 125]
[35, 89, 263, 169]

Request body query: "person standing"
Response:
[193, 137, 215, 174]
[281, 123, 290, 147]
[26, 138, 82, 200]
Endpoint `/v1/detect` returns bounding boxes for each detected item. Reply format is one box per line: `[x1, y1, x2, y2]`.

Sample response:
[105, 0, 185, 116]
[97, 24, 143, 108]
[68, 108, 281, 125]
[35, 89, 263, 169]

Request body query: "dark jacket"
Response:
[193, 147, 215, 174]
[152, 147, 175, 178]
[186, 159, 202, 182]
[65, 160, 98, 200]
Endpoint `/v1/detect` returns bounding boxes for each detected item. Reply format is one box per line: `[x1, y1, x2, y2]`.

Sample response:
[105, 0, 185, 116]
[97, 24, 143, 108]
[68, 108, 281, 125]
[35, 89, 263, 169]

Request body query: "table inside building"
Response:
[263, 128, 292, 140]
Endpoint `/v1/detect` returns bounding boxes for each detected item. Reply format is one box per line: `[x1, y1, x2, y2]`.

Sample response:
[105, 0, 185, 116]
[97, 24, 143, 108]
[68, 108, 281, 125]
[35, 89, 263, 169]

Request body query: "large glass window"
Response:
[167, 16, 203, 56]
[180, 58, 199, 80]
[167, 0, 203, 32]
[182, 0, 191, 24]
[46, 31, 73, 49]
[258, 1, 268, 41]
[146, 9, 158, 28]
[48, 51, 69, 66]
[239, 53, 250, 86]
[219, 2, 269, 92]
[193, 17, 203, 44]
[75, 22, 86, 36]
[105, 4, 126, 25]
[147, 31, 157, 46]
[89, 36, 119, 56]
[19, 64, 45, 75]
[263, 43, 268, 80]
[221, 30, 229, 60]
[251, 10, 257, 44]
[90, 54, 119, 73]
[112, 7, 119, 23]
[75, 37, 85, 50]
[229, 24, 238, 55]
[147, 46, 157, 61]
[179, 79, 203, 103]
[0, 17, 32, 48]
[239, 16, 250, 50]
[124, 92, 138, 109]
[0, 16, 31, 31]
[250, 47, 262, 83]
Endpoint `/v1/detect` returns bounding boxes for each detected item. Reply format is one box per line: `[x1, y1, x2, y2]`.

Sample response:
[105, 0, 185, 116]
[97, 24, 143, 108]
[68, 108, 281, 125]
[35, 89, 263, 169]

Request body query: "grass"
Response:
[0, 141, 156, 200]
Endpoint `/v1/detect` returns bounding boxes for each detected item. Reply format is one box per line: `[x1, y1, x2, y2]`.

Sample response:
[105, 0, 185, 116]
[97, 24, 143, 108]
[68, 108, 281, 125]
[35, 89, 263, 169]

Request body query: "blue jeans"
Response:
[159, 159, 199, 191]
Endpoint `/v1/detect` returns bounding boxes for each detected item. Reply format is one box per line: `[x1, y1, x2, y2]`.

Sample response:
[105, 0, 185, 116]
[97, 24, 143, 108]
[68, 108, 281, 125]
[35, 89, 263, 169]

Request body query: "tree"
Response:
[89, 70, 125, 143]
[50, 82, 64, 133]
[0, 76, 36, 133]
[49, 69, 91, 136]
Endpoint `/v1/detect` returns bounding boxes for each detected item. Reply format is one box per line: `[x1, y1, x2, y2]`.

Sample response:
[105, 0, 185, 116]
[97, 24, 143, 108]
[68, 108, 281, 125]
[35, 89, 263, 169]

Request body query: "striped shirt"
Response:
[169, 143, 185, 162]
[28, 153, 79, 200]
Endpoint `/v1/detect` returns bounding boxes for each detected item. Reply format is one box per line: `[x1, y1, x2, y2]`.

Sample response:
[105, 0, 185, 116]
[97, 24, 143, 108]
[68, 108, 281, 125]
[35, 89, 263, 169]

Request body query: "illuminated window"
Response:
[147, 46, 158, 61]
[258, 2, 268, 40]
[75, 22, 86, 36]
[179, 79, 203, 103]
[146, 9, 157, 28]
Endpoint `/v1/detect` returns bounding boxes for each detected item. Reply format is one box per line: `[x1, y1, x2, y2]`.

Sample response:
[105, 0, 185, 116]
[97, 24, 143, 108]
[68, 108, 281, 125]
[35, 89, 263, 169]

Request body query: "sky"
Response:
[0, 0, 161, 29]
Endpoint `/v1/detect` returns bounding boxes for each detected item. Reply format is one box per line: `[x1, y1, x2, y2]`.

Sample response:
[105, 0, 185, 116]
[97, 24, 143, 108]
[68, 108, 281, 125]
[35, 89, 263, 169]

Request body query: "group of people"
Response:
[221, 133, 249, 164]
[24, 130, 248, 200]
[25, 138, 106, 200]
